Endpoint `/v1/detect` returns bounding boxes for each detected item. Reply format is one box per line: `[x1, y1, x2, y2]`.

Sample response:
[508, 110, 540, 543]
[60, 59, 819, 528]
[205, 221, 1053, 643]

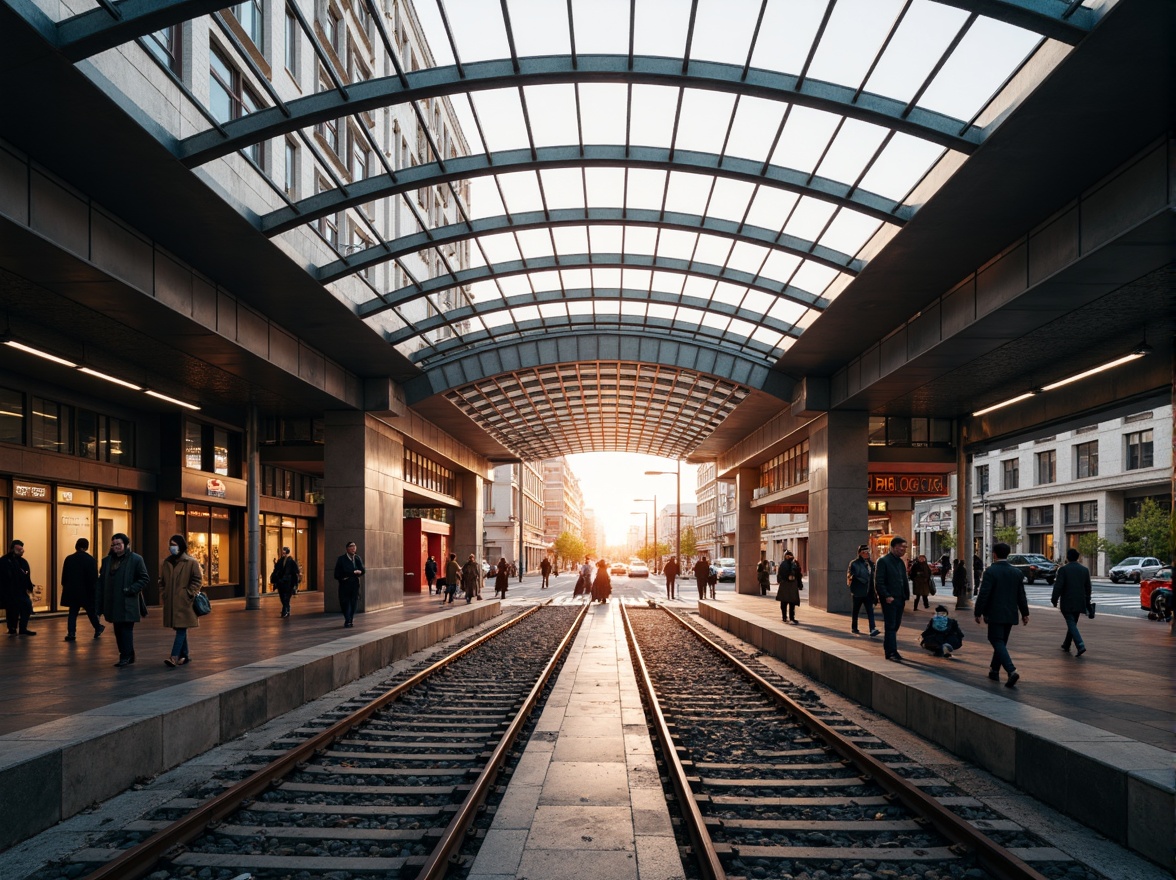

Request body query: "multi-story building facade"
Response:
[916, 405, 1173, 576]
[695, 462, 717, 561]
[581, 508, 598, 558]
[656, 503, 697, 560]
[483, 462, 544, 573]
[541, 457, 584, 548]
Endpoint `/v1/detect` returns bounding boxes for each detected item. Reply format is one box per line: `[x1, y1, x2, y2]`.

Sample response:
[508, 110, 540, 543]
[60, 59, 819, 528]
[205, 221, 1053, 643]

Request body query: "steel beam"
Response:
[317, 207, 863, 284]
[357, 251, 830, 319]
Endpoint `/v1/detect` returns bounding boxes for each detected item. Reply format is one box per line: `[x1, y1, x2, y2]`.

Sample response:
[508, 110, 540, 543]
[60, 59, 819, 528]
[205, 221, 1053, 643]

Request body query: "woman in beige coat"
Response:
[160, 534, 203, 667]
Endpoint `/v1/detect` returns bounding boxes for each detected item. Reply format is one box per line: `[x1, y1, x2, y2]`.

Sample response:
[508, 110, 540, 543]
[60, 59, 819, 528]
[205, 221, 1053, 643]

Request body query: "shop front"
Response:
[260, 512, 314, 595]
[170, 470, 246, 600]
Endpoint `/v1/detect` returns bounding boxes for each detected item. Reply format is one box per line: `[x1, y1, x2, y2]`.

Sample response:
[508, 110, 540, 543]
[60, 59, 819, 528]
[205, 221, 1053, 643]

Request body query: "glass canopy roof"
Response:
[33, 0, 1102, 458]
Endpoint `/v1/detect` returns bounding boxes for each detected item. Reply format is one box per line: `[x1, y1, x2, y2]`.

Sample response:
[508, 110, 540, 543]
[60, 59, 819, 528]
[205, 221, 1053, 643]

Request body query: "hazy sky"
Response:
[566, 452, 698, 546]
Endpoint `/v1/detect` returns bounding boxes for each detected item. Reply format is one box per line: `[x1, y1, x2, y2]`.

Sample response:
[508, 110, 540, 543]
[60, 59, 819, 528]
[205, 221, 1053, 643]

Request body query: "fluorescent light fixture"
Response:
[146, 390, 200, 410]
[79, 367, 142, 390]
[4, 340, 77, 367]
[971, 392, 1036, 418]
[1040, 351, 1147, 392]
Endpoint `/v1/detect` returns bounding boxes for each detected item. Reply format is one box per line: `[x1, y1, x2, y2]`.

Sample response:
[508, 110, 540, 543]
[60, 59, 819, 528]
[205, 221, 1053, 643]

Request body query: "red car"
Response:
[1139, 567, 1172, 620]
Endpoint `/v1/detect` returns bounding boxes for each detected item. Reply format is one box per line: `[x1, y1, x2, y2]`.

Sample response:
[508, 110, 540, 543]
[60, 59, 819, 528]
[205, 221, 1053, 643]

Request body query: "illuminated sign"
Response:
[14, 482, 49, 499]
[206, 479, 226, 499]
[868, 473, 949, 497]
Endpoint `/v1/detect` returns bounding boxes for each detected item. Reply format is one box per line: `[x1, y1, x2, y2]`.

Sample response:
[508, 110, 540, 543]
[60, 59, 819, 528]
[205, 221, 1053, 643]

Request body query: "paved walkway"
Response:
[0, 590, 458, 736]
[468, 600, 681, 880]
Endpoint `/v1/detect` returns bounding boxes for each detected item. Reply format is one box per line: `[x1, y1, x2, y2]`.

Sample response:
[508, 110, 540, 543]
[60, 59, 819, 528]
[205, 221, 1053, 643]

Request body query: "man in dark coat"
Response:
[663, 556, 679, 600]
[96, 533, 150, 666]
[61, 537, 102, 640]
[333, 541, 364, 628]
[775, 551, 803, 623]
[972, 555, 984, 595]
[874, 536, 911, 661]
[424, 555, 438, 594]
[269, 546, 300, 618]
[693, 555, 710, 601]
[974, 542, 1030, 687]
[1051, 547, 1091, 656]
[540, 556, 552, 589]
[846, 544, 879, 636]
[0, 539, 36, 635]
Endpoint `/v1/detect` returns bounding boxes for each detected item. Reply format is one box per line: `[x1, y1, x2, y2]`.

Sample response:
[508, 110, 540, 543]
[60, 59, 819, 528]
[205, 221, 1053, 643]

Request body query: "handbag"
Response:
[193, 591, 211, 617]
[1086, 602, 1096, 619]
[138, 592, 148, 617]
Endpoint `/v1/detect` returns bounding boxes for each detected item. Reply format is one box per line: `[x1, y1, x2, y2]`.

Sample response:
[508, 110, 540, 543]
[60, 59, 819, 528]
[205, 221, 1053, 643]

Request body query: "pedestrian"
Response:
[461, 554, 481, 604]
[425, 554, 438, 595]
[540, 556, 552, 589]
[939, 554, 951, 589]
[972, 554, 984, 595]
[663, 555, 679, 600]
[160, 534, 203, 667]
[874, 536, 911, 662]
[269, 546, 300, 618]
[707, 564, 718, 599]
[910, 553, 934, 610]
[494, 557, 509, 600]
[919, 605, 965, 658]
[775, 550, 803, 623]
[61, 538, 102, 641]
[756, 553, 772, 597]
[1052, 547, 1091, 656]
[951, 559, 968, 598]
[333, 541, 364, 628]
[1, 539, 36, 636]
[444, 553, 460, 604]
[96, 533, 149, 666]
[846, 544, 880, 636]
[576, 555, 592, 598]
[974, 542, 1030, 687]
[592, 559, 612, 603]
[693, 555, 710, 600]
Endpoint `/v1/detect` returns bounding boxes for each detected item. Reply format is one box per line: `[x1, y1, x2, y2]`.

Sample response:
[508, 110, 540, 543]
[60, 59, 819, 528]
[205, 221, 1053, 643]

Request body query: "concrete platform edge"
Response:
[0, 602, 500, 851]
[699, 601, 1174, 868]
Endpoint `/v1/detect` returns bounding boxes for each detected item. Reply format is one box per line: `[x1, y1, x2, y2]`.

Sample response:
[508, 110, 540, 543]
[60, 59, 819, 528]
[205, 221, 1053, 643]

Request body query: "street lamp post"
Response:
[634, 496, 656, 571]
[645, 460, 681, 567]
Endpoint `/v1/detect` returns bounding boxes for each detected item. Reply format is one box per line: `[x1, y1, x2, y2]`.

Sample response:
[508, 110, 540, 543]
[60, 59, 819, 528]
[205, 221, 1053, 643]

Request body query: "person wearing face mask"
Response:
[160, 535, 203, 667]
[919, 605, 965, 658]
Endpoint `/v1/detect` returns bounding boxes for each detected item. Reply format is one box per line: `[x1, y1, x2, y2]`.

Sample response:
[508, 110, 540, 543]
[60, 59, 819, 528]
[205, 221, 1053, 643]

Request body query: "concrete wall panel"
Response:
[30, 171, 89, 260]
[1027, 205, 1080, 286]
[154, 252, 193, 315]
[0, 146, 29, 224]
[1082, 146, 1168, 254]
[91, 210, 153, 293]
[161, 698, 220, 768]
[975, 242, 1027, 316]
[61, 717, 162, 817]
[219, 679, 268, 741]
[0, 747, 60, 851]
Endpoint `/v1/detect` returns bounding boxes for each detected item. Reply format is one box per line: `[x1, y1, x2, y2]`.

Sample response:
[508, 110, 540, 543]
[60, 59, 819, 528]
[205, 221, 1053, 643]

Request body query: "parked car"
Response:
[1007, 553, 1058, 585]
[627, 561, 650, 578]
[1139, 567, 1172, 619]
[714, 558, 737, 582]
[609, 562, 628, 576]
[1109, 556, 1164, 583]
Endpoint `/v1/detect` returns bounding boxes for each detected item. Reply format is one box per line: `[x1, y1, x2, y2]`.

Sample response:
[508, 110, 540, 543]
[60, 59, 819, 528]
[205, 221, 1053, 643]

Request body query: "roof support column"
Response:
[323, 412, 406, 614]
[807, 411, 869, 614]
[734, 468, 761, 595]
[452, 471, 485, 576]
[955, 424, 974, 611]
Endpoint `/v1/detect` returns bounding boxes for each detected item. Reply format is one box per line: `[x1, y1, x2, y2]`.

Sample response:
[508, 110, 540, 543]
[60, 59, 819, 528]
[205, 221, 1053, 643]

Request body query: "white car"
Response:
[1109, 556, 1164, 583]
[627, 561, 650, 578]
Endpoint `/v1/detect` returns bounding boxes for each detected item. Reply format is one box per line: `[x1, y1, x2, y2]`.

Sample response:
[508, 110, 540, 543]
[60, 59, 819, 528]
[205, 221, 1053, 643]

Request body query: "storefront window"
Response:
[30, 397, 73, 455]
[78, 410, 100, 459]
[185, 421, 203, 469]
[107, 417, 133, 465]
[97, 492, 132, 554]
[259, 513, 310, 593]
[178, 502, 235, 586]
[213, 427, 229, 475]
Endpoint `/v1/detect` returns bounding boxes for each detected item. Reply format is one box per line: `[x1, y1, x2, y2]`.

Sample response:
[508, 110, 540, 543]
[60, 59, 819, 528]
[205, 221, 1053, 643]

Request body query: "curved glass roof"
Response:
[29, 0, 1103, 457]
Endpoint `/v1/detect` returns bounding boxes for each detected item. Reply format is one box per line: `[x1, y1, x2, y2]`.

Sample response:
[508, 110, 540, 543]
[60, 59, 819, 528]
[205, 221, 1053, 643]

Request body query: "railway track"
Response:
[622, 605, 1102, 880]
[46, 602, 587, 880]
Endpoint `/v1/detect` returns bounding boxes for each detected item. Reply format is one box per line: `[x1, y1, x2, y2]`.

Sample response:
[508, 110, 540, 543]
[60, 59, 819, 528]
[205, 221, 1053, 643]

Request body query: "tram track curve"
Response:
[55, 601, 587, 880]
[622, 604, 1098, 880]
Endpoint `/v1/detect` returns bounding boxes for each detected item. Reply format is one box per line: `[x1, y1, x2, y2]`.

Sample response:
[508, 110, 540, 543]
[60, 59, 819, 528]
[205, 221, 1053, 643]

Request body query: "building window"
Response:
[0, 387, 24, 444]
[210, 47, 264, 169]
[326, 6, 343, 52]
[1074, 440, 1098, 479]
[284, 8, 299, 76]
[993, 508, 1017, 529]
[1125, 430, 1153, 470]
[145, 26, 182, 75]
[1002, 458, 1018, 490]
[30, 397, 73, 455]
[975, 464, 989, 495]
[232, 1, 264, 47]
[1064, 500, 1098, 525]
[176, 504, 234, 586]
[1035, 450, 1056, 485]
[1026, 505, 1053, 527]
[284, 139, 298, 198]
[185, 420, 237, 476]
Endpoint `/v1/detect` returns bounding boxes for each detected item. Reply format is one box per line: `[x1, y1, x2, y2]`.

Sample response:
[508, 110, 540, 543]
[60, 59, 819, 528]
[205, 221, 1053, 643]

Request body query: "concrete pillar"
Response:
[323, 412, 405, 613]
[453, 471, 484, 563]
[734, 467, 760, 594]
[808, 411, 869, 614]
[245, 404, 261, 610]
[956, 424, 973, 611]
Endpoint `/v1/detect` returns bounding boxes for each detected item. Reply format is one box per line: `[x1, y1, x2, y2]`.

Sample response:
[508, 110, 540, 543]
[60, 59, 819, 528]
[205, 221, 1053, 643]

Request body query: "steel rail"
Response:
[80, 600, 566, 880]
[414, 598, 590, 879]
[658, 606, 1053, 880]
[620, 603, 726, 880]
